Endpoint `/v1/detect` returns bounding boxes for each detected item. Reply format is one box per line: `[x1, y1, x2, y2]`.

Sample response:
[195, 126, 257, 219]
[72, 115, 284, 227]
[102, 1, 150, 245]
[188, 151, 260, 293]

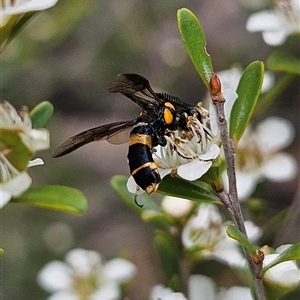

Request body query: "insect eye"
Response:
[163, 102, 175, 125]
[163, 108, 174, 125]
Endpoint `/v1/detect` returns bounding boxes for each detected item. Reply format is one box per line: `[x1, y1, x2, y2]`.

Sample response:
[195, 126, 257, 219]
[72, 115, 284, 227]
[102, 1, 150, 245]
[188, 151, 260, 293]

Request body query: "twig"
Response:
[210, 74, 266, 300]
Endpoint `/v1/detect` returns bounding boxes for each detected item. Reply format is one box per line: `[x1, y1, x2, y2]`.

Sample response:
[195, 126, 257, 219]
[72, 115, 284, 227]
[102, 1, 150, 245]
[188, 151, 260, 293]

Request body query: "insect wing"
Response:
[109, 73, 162, 111]
[53, 120, 136, 158]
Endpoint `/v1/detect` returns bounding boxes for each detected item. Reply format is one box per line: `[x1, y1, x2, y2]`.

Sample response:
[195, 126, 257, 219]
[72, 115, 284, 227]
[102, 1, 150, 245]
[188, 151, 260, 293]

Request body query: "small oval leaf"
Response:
[11, 185, 87, 214]
[158, 175, 219, 203]
[30, 101, 54, 128]
[227, 224, 258, 256]
[267, 51, 300, 75]
[229, 61, 264, 144]
[177, 8, 213, 88]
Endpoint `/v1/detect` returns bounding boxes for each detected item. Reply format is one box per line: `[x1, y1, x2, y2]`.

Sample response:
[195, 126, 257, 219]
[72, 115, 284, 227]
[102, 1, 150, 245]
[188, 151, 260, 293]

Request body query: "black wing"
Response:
[109, 73, 194, 111]
[109, 73, 163, 111]
[53, 120, 136, 158]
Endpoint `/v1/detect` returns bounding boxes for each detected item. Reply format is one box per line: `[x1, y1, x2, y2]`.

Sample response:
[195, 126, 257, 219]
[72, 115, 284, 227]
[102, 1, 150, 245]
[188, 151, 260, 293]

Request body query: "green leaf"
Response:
[229, 61, 264, 144]
[261, 243, 300, 276]
[154, 230, 181, 291]
[110, 175, 160, 214]
[158, 175, 219, 203]
[0, 248, 3, 255]
[267, 51, 300, 75]
[227, 224, 257, 256]
[12, 185, 87, 214]
[30, 101, 54, 128]
[177, 8, 213, 89]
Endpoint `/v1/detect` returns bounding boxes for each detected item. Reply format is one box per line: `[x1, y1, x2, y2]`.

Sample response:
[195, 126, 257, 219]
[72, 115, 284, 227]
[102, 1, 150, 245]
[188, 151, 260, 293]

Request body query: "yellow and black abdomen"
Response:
[128, 123, 160, 194]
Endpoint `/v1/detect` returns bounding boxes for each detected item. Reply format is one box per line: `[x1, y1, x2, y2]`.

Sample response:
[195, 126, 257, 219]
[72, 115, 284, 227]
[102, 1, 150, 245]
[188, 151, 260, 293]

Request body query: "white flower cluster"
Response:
[37, 248, 137, 300]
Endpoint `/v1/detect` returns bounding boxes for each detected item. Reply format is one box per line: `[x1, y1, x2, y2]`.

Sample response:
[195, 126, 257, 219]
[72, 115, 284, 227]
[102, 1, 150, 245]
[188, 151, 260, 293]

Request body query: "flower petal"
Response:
[262, 29, 289, 46]
[198, 144, 220, 160]
[161, 196, 193, 218]
[222, 171, 259, 201]
[178, 160, 212, 181]
[256, 117, 295, 153]
[223, 88, 238, 122]
[27, 158, 44, 167]
[244, 220, 262, 243]
[37, 261, 72, 292]
[236, 171, 259, 201]
[103, 258, 137, 283]
[65, 248, 102, 276]
[221, 286, 252, 300]
[261, 71, 275, 93]
[3, 0, 59, 14]
[0, 190, 12, 208]
[263, 254, 299, 287]
[29, 129, 50, 151]
[217, 67, 242, 91]
[189, 275, 217, 300]
[246, 11, 283, 32]
[126, 176, 138, 193]
[262, 153, 298, 182]
[91, 282, 120, 300]
[212, 237, 246, 268]
[159, 168, 172, 179]
[1, 172, 32, 197]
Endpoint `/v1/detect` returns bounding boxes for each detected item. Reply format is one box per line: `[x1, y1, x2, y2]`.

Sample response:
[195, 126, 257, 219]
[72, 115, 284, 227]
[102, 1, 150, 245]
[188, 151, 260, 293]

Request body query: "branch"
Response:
[210, 74, 266, 300]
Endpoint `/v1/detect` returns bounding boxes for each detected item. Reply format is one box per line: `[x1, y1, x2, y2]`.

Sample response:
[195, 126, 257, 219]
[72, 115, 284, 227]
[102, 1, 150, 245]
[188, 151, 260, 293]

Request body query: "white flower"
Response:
[1, 102, 49, 152]
[262, 244, 300, 294]
[222, 117, 298, 200]
[1, 0, 59, 27]
[127, 106, 220, 194]
[150, 285, 188, 300]
[246, 0, 300, 46]
[181, 204, 245, 268]
[161, 196, 193, 218]
[0, 102, 49, 208]
[0, 154, 44, 208]
[37, 248, 137, 300]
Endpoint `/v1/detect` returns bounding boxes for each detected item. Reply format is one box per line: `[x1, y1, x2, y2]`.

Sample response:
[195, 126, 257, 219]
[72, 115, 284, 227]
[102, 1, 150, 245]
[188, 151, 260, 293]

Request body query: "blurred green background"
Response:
[1, 0, 299, 299]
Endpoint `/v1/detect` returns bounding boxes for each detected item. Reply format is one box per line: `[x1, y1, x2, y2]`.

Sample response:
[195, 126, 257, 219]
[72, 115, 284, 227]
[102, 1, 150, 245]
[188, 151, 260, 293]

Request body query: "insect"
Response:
[53, 74, 199, 205]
